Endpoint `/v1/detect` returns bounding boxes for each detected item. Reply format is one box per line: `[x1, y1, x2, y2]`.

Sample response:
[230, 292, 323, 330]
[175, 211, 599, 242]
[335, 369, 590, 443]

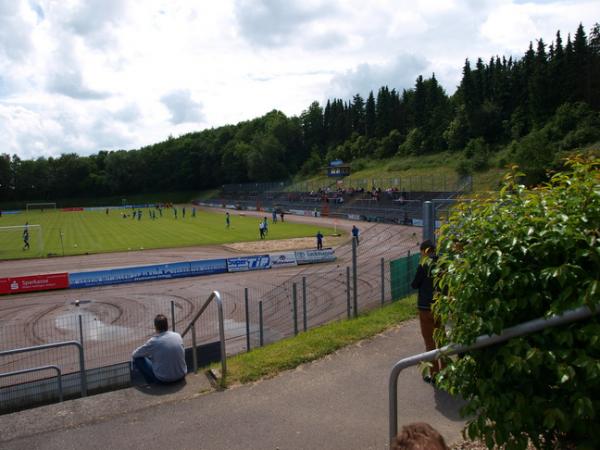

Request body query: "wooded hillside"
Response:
[1, 24, 599, 202]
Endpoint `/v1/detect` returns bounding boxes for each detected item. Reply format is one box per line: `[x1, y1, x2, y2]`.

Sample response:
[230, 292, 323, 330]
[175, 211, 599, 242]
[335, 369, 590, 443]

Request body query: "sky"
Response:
[0, 0, 598, 160]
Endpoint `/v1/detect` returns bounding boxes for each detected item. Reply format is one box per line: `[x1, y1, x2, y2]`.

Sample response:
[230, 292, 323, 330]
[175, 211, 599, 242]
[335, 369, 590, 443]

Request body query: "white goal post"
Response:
[26, 202, 57, 212]
[0, 224, 44, 256]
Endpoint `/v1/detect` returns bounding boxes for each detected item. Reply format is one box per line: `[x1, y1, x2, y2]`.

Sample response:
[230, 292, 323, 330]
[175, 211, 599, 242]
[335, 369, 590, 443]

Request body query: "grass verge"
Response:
[217, 296, 416, 386]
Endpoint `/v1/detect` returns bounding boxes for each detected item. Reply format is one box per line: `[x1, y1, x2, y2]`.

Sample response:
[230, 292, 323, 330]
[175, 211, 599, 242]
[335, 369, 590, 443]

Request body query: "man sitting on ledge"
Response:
[132, 314, 187, 384]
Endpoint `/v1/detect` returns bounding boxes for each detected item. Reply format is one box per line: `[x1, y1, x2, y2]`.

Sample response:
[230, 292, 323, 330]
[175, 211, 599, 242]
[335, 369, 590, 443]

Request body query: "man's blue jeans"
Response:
[133, 357, 159, 384]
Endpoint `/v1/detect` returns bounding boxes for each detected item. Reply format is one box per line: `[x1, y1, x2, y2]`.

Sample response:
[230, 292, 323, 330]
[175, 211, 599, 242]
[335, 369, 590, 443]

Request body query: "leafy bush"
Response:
[398, 128, 426, 156]
[299, 150, 323, 176]
[435, 156, 600, 449]
[455, 158, 473, 177]
[512, 103, 600, 184]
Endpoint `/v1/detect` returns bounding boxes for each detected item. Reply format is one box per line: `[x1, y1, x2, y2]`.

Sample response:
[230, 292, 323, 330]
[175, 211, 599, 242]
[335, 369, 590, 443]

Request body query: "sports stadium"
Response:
[0, 178, 463, 412]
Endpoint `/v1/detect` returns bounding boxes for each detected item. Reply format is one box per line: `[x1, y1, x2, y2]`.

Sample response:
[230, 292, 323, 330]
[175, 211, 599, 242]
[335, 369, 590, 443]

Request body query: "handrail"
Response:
[388, 305, 600, 445]
[0, 365, 64, 402]
[181, 291, 226, 383]
[0, 340, 87, 397]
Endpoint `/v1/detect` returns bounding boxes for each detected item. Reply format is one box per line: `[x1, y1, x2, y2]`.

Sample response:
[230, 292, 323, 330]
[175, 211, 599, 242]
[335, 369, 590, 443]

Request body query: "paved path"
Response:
[0, 320, 465, 450]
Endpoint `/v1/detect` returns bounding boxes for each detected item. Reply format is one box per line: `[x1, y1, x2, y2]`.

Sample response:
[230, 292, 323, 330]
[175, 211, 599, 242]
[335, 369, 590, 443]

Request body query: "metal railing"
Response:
[388, 305, 600, 445]
[0, 366, 64, 402]
[0, 341, 87, 398]
[181, 291, 226, 383]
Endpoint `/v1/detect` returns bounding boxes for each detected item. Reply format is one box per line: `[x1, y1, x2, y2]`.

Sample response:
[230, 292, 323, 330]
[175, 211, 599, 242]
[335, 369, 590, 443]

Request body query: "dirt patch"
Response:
[225, 235, 347, 253]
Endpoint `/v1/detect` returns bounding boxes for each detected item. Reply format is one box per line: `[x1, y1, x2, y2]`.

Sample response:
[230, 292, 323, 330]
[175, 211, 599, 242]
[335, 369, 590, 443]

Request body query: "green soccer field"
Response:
[0, 207, 335, 260]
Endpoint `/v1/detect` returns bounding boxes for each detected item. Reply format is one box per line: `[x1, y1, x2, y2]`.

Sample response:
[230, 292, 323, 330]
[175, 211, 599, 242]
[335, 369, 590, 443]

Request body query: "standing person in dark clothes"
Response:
[316, 231, 323, 250]
[411, 240, 441, 384]
[22, 222, 30, 250]
[225, 212, 230, 228]
[351, 225, 359, 245]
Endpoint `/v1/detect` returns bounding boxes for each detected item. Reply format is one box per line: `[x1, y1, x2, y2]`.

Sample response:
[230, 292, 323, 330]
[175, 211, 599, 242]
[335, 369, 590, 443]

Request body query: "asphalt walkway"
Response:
[0, 320, 465, 450]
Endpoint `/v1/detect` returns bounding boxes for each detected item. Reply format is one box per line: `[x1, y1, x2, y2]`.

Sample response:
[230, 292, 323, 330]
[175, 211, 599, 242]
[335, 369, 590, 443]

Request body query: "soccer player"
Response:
[263, 217, 269, 236]
[225, 212, 230, 228]
[272, 210, 277, 223]
[259, 220, 265, 239]
[182, 207, 186, 218]
[192, 207, 196, 218]
[22, 223, 30, 251]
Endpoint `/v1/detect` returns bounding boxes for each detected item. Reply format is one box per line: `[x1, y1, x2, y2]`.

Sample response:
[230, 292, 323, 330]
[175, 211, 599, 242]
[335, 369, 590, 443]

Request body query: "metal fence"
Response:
[221, 175, 473, 195]
[0, 223, 421, 413]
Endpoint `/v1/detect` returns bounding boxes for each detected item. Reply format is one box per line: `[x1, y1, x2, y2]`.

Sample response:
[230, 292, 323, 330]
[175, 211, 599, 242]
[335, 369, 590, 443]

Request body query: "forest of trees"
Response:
[1, 24, 599, 203]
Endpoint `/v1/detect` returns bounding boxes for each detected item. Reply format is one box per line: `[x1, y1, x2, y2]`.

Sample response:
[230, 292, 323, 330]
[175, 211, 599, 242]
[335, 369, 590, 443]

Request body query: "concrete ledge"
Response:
[0, 371, 213, 443]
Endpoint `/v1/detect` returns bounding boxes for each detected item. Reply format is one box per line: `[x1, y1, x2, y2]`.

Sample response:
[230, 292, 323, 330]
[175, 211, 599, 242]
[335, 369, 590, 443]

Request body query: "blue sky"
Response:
[0, 0, 598, 160]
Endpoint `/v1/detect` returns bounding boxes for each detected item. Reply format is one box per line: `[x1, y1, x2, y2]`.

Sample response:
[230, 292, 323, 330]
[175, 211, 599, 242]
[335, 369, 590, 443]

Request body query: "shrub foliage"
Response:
[434, 156, 600, 449]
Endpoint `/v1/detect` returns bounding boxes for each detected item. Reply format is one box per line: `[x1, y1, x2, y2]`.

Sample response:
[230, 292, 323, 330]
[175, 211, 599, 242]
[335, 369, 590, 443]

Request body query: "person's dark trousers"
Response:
[133, 357, 159, 384]
[418, 310, 442, 376]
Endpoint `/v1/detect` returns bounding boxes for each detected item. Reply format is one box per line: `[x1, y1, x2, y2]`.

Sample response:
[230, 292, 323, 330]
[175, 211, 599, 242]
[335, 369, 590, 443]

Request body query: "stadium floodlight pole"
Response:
[352, 237, 358, 318]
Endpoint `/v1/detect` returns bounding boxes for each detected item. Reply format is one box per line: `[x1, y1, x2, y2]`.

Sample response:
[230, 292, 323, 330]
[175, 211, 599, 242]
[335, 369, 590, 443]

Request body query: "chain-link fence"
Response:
[0, 223, 421, 412]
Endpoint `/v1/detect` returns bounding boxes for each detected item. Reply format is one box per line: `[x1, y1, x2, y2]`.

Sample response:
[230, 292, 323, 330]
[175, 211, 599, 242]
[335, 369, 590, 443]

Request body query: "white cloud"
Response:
[161, 89, 205, 125]
[329, 54, 430, 99]
[0, 1, 37, 62]
[0, 0, 598, 159]
[233, 0, 337, 47]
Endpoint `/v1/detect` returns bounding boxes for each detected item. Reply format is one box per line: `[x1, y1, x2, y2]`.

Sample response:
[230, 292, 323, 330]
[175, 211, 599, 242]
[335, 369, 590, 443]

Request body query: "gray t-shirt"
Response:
[132, 331, 187, 382]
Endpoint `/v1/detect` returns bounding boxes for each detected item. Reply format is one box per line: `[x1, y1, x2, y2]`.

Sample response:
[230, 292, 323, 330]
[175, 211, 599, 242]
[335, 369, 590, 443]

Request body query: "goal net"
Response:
[26, 202, 57, 212]
[0, 225, 44, 258]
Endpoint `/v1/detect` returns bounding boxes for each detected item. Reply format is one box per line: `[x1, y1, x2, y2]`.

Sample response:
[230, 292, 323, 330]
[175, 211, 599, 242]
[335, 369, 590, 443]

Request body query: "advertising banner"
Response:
[61, 207, 84, 212]
[294, 249, 336, 265]
[0, 273, 69, 295]
[226, 255, 271, 272]
[347, 214, 361, 221]
[69, 259, 228, 289]
[270, 252, 298, 268]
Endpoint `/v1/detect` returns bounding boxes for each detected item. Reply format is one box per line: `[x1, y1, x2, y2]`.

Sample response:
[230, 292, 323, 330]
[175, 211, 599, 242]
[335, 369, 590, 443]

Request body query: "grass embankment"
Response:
[0, 208, 334, 260]
[218, 296, 416, 386]
[294, 153, 506, 193]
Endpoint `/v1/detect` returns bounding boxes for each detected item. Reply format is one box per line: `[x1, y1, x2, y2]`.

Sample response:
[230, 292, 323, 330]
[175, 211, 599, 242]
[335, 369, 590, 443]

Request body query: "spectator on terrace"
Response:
[411, 240, 442, 384]
[132, 314, 187, 385]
